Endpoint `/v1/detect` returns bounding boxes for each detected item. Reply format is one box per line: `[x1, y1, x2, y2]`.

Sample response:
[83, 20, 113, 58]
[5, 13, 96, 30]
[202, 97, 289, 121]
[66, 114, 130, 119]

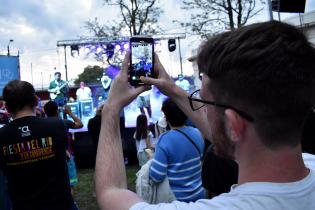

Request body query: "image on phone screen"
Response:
[130, 41, 153, 84]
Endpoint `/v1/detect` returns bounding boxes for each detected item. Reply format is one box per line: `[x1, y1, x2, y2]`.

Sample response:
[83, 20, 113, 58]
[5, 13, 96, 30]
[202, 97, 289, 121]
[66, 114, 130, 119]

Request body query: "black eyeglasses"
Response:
[188, 89, 254, 122]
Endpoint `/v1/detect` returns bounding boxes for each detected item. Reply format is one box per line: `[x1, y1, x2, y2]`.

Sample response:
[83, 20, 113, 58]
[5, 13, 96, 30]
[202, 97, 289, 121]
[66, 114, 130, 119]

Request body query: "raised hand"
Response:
[140, 54, 179, 97]
[104, 52, 150, 113]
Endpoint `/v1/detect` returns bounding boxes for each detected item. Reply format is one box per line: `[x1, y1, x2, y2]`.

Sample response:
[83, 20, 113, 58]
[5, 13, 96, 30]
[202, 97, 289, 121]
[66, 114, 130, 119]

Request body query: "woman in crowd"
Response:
[134, 114, 154, 167]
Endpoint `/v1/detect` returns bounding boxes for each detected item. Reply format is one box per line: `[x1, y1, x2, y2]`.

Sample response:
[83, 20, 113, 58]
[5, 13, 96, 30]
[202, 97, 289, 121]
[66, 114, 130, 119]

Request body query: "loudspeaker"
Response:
[168, 39, 176, 52]
[70, 45, 79, 56]
[67, 102, 80, 118]
[272, 0, 306, 13]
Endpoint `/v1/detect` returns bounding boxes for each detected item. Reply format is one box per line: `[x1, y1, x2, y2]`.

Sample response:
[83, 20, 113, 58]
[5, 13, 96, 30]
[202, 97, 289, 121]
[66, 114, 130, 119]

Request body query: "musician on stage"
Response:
[76, 81, 92, 101]
[101, 71, 112, 101]
[48, 72, 68, 106]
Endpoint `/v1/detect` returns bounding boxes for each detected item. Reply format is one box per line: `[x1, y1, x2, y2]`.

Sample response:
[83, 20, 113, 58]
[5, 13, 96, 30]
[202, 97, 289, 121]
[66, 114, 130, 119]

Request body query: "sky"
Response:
[0, 0, 314, 89]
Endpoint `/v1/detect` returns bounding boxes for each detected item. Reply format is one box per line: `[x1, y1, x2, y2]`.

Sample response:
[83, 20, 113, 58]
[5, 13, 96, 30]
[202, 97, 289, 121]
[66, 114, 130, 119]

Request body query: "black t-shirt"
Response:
[202, 146, 238, 197]
[0, 116, 74, 210]
[87, 115, 102, 152]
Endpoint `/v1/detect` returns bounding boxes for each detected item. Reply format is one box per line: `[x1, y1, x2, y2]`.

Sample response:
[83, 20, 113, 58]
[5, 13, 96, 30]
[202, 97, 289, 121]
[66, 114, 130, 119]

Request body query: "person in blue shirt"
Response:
[149, 98, 205, 202]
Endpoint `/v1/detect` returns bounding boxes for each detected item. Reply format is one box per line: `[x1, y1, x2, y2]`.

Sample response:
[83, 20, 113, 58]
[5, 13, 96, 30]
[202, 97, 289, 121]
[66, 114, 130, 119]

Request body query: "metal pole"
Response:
[278, 12, 281, 21]
[64, 45, 68, 81]
[177, 38, 183, 75]
[267, 0, 274, 21]
[41, 72, 43, 90]
[7, 39, 13, 56]
[31, 63, 34, 85]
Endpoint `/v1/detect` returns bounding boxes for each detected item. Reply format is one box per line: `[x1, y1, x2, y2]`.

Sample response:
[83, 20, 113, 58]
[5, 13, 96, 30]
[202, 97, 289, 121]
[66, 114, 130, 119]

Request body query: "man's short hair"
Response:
[3, 80, 37, 113]
[162, 98, 187, 127]
[54, 72, 61, 77]
[44, 101, 58, 117]
[197, 21, 315, 149]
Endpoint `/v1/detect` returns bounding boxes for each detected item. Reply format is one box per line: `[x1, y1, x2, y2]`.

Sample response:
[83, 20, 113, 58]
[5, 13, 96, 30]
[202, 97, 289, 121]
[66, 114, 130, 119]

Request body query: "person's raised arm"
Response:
[96, 53, 149, 210]
[141, 55, 211, 141]
[64, 105, 83, 129]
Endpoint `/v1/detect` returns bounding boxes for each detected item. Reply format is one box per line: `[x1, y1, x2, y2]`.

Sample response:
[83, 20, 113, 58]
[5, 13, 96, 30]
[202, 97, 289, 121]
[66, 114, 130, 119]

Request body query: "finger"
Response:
[121, 52, 130, 75]
[140, 76, 160, 87]
[154, 54, 167, 78]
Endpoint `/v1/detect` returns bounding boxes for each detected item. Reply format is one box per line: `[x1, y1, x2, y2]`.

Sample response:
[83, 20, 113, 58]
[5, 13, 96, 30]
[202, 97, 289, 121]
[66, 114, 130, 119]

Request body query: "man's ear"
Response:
[225, 109, 247, 143]
[33, 95, 38, 108]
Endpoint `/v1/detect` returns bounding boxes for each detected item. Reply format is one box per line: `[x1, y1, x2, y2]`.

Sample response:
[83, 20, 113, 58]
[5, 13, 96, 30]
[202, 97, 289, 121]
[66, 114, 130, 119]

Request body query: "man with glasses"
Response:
[95, 21, 315, 210]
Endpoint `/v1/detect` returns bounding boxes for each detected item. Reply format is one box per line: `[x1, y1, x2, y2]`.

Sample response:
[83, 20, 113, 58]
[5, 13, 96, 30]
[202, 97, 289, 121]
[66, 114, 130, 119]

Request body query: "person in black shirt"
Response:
[88, 104, 103, 156]
[43, 101, 83, 196]
[0, 80, 78, 210]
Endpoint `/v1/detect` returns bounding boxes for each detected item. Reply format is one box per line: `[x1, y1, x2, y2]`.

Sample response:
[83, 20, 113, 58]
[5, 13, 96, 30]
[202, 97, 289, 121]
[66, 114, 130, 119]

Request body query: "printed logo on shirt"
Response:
[19, 126, 31, 137]
[2, 137, 55, 165]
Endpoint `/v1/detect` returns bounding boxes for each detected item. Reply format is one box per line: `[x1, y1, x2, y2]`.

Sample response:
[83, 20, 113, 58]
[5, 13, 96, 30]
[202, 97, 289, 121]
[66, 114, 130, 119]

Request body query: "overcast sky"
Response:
[0, 0, 314, 88]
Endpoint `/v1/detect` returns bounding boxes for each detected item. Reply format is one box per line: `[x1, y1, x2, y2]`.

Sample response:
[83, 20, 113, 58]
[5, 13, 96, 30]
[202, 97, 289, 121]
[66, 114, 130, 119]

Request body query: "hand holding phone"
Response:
[129, 36, 155, 86]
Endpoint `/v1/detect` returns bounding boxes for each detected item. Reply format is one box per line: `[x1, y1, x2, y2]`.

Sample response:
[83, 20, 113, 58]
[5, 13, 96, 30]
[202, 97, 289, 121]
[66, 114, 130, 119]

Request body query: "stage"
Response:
[68, 86, 167, 133]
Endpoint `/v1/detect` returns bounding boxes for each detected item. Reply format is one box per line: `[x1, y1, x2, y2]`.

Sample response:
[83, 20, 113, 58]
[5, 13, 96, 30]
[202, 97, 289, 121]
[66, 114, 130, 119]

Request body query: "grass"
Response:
[74, 165, 139, 210]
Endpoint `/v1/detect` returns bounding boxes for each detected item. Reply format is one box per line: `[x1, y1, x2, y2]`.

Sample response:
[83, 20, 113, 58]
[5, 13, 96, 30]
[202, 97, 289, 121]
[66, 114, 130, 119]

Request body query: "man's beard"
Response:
[211, 116, 235, 160]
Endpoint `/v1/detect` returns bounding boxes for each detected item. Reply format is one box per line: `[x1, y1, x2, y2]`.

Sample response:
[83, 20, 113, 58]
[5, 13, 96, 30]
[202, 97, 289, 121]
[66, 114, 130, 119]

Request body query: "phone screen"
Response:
[130, 38, 154, 86]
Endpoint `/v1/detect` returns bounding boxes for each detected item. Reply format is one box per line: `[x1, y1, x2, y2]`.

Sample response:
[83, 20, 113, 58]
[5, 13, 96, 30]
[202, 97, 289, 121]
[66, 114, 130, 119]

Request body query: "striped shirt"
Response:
[149, 126, 205, 202]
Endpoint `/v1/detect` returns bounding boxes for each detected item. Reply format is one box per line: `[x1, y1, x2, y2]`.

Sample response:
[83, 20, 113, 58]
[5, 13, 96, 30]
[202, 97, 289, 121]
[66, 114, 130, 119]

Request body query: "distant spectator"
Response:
[175, 74, 190, 93]
[44, 101, 83, 196]
[88, 104, 104, 157]
[302, 108, 315, 155]
[134, 114, 154, 167]
[201, 145, 238, 198]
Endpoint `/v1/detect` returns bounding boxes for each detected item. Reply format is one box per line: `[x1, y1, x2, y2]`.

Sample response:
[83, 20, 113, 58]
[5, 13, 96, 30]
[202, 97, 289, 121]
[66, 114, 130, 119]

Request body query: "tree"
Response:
[83, 0, 163, 66]
[180, 0, 265, 38]
[74, 65, 103, 85]
[85, 0, 163, 37]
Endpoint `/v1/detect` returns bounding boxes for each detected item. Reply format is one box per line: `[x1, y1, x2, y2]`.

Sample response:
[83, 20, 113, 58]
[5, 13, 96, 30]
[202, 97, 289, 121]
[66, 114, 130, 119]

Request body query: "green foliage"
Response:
[74, 65, 103, 86]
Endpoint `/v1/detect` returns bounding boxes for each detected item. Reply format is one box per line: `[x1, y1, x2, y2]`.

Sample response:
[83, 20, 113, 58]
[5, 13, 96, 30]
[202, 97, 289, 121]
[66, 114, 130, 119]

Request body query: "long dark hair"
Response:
[135, 114, 148, 141]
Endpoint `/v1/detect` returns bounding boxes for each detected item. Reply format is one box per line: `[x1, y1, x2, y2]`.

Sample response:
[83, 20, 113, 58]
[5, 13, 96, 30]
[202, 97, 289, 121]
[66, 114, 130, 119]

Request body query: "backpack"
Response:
[135, 159, 176, 204]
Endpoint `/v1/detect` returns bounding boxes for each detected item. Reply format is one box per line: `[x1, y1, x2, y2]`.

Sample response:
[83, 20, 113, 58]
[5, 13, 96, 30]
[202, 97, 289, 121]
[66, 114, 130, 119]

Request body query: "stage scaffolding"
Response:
[56, 33, 186, 81]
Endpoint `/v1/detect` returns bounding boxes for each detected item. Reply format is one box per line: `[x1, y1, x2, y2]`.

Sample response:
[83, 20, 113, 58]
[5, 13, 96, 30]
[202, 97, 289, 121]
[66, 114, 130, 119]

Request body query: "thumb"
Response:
[140, 76, 160, 87]
[132, 85, 151, 96]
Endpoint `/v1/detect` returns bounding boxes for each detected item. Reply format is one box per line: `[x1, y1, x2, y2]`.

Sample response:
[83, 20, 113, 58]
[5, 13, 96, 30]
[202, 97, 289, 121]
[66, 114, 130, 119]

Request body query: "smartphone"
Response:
[129, 36, 155, 86]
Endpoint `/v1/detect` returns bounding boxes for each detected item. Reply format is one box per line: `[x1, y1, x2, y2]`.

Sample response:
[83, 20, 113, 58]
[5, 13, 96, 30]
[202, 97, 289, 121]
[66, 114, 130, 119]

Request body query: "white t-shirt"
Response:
[76, 87, 92, 101]
[139, 90, 151, 97]
[130, 153, 315, 210]
[134, 131, 154, 153]
[175, 79, 190, 92]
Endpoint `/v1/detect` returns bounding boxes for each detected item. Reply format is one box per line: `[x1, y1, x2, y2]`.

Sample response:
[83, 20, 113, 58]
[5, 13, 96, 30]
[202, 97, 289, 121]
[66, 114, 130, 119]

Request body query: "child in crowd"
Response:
[134, 114, 154, 167]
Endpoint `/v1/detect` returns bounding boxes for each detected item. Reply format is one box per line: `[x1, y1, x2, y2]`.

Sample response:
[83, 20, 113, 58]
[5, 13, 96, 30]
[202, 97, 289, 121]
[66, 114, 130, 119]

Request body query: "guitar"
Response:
[49, 79, 73, 100]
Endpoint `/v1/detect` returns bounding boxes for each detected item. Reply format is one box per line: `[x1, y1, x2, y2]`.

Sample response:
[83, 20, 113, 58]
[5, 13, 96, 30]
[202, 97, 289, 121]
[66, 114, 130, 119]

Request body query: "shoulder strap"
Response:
[174, 129, 201, 158]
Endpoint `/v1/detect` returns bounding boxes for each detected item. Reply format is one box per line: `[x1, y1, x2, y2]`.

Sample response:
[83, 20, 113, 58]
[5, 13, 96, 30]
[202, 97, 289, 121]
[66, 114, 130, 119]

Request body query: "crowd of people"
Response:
[0, 20, 315, 210]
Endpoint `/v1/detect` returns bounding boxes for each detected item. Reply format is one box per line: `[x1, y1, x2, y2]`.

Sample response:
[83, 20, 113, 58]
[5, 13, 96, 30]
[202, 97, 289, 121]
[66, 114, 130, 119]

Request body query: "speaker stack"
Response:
[272, 0, 306, 13]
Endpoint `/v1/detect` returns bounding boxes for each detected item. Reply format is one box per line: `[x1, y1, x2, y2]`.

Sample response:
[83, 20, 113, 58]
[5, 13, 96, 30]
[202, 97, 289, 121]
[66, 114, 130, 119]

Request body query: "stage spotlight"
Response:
[123, 43, 129, 50]
[70, 45, 79, 57]
[168, 39, 176, 52]
[115, 44, 121, 51]
[84, 47, 90, 53]
[96, 46, 102, 53]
